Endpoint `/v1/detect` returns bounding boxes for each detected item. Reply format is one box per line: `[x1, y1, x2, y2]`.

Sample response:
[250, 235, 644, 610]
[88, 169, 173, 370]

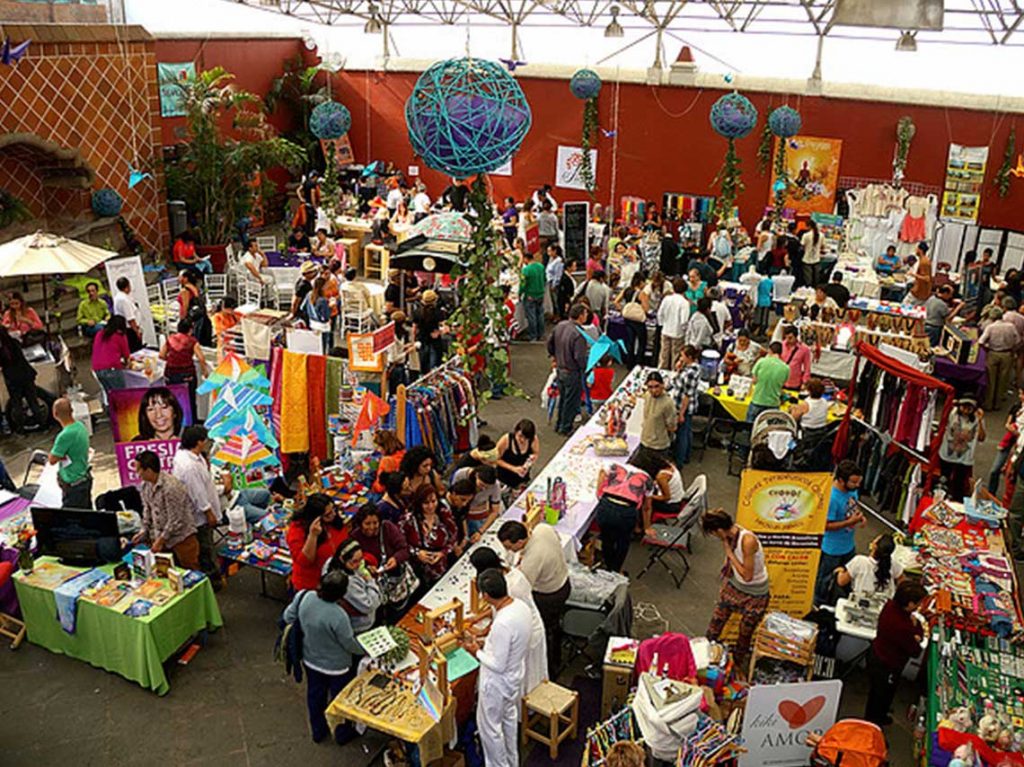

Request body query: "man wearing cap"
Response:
[413, 289, 447, 374]
[292, 261, 319, 322]
[907, 242, 932, 306]
[980, 307, 1021, 411]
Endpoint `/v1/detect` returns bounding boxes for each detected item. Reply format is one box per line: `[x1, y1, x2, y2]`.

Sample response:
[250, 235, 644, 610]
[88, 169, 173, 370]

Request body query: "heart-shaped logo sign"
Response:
[777, 696, 826, 729]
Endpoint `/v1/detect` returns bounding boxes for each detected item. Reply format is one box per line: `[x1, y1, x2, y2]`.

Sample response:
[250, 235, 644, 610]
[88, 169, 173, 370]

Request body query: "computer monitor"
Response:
[30, 508, 123, 566]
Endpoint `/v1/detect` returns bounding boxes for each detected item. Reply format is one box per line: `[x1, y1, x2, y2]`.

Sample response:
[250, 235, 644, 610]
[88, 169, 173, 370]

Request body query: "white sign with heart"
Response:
[740, 679, 843, 766]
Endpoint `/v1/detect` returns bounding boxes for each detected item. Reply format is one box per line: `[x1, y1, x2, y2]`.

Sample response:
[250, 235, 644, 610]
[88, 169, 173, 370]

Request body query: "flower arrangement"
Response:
[13, 523, 35, 573]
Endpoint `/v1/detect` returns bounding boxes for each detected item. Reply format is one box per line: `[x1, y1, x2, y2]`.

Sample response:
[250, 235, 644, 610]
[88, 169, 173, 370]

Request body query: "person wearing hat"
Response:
[413, 289, 447, 375]
[907, 242, 932, 306]
[292, 261, 320, 322]
[981, 306, 1021, 411]
[386, 310, 415, 393]
[939, 396, 986, 501]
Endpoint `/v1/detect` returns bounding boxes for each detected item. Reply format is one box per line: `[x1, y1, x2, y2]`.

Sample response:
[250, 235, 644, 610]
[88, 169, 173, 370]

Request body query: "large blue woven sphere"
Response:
[709, 93, 758, 140]
[405, 58, 532, 177]
[768, 105, 802, 138]
[91, 188, 123, 217]
[570, 69, 602, 100]
[309, 101, 352, 140]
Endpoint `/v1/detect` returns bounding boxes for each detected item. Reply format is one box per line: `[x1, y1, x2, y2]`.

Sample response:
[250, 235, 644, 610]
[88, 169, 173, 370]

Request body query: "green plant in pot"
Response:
[165, 67, 307, 245]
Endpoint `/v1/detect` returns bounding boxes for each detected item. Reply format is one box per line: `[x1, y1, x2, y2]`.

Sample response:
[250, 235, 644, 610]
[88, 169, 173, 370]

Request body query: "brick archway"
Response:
[0, 133, 97, 232]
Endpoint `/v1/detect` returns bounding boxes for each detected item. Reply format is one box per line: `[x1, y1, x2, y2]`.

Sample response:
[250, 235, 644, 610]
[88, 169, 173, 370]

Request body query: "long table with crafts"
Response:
[12, 554, 223, 695]
[908, 494, 1024, 765]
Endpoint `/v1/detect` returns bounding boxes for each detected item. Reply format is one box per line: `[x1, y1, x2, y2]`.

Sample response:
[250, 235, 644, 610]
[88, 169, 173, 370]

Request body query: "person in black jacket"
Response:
[0, 325, 48, 432]
[785, 223, 805, 288]
[823, 272, 851, 309]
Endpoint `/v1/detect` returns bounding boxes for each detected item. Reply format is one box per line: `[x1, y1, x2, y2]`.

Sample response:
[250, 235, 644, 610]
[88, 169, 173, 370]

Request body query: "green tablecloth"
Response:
[13, 557, 223, 695]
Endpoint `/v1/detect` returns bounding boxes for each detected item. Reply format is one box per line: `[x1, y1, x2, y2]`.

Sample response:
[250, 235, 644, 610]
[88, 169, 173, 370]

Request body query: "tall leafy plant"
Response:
[265, 56, 329, 166]
[0, 190, 31, 230]
[165, 67, 306, 245]
[995, 127, 1017, 198]
[580, 98, 598, 198]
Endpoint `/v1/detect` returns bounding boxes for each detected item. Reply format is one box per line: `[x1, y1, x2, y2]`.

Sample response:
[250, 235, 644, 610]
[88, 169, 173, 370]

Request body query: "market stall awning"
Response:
[392, 235, 467, 274]
[0, 231, 116, 277]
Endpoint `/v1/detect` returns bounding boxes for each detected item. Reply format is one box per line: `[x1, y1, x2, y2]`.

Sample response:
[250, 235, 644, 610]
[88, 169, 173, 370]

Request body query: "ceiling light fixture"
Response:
[365, 4, 382, 34]
[895, 30, 917, 52]
[605, 5, 624, 38]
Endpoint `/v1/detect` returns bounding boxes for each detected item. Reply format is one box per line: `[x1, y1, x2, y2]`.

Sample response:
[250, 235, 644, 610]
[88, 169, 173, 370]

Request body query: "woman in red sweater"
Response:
[286, 494, 347, 592]
[864, 580, 927, 727]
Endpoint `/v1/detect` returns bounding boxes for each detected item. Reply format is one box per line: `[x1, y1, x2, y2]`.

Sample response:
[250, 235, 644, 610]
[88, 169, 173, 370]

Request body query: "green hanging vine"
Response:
[995, 126, 1016, 198]
[893, 116, 916, 186]
[772, 138, 788, 222]
[712, 139, 744, 224]
[580, 97, 599, 198]
[448, 174, 521, 401]
[756, 121, 773, 176]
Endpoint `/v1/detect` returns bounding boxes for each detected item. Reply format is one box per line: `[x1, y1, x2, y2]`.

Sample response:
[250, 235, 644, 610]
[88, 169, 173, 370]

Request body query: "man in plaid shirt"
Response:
[672, 345, 702, 466]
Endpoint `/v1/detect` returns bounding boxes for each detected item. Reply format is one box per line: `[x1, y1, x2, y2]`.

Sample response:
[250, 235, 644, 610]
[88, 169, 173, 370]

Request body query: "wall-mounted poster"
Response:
[768, 136, 843, 215]
[941, 144, 989, 223]
[555, 145, 597, 191]
[157, 62, 196, 118]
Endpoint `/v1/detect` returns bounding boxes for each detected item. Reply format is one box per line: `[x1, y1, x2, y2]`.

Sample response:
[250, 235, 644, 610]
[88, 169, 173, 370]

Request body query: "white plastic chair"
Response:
[205, 274, 227, 305]
[340, 289, 375, 337]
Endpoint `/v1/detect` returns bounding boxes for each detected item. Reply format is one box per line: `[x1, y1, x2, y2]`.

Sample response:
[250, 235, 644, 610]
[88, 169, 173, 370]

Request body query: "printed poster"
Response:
[941, 143, 989, 223]
[157, 62, 196, 118]
[555, 145, 597, 191]
[108, 385, 193, 443]
[116, 440, 180, 485]
[105, 256, 157, 348]
[735, 469, 831, 618]
[768, 135, 843, 215]
[740, 680, 842, 767]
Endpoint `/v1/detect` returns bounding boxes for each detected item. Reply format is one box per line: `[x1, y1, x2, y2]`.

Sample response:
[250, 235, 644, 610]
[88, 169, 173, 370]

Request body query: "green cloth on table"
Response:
[13, 557, 223, 695]
[76, 298, 110, 327]
[51, 421, 90, 484]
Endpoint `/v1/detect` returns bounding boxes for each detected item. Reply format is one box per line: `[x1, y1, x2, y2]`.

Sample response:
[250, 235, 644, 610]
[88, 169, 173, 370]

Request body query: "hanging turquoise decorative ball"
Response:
[91, 188, 123, 217]
[772, 178, 787, 194]
[569, 69, 602, 100]
[405, 57, 532, 177]
[769, 105, 802, 138]
[709, 92, 758, 140]
[309, 101, 352, 140]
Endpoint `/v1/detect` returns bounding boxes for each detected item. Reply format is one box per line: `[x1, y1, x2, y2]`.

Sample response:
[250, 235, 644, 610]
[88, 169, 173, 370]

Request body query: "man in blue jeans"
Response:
[520, 250, 547, 341]
[548, 304, 590, 435]
[673, 345, 701, 466]
[746, 341, 789, 424]
[814, 460, 866, 606]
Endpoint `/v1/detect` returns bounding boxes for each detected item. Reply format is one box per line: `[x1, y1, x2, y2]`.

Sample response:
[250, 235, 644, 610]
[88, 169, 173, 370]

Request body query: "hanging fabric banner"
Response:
[157, 62, 196, 118]
[556, 145, 597, 191]
[768, 135, 843, 215]
[941, 143, 988, 223]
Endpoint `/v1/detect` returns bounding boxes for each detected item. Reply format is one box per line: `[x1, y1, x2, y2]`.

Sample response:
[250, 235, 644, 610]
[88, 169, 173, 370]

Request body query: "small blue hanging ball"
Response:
[724, 72, 734, 84]
[569, 69, 602, 100]
[709, 92, 758, 141]
[772, 179, 787, 194]
[769, 105, 802, 138]
[91, 188, 123, 217]
[309, 101, 352, 140]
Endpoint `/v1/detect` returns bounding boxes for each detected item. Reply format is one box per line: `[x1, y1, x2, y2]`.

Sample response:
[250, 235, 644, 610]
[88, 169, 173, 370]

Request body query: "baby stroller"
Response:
[808, 719, 888, 767]
[748, 410, 798, 471]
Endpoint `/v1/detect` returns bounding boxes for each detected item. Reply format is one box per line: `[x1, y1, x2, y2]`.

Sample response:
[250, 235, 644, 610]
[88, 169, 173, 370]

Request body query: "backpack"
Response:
[274, 590, 311, 683]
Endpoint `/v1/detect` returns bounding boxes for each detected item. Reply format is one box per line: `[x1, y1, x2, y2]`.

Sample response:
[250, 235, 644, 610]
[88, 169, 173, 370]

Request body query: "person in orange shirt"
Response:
[371, 430, 406, 495]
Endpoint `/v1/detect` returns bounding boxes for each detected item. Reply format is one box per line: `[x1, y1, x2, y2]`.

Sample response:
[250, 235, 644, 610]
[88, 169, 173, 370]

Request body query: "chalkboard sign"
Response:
[563, 201, 590, 267]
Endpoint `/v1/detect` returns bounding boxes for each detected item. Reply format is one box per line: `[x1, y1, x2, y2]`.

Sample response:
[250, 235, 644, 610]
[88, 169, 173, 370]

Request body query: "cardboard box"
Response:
[601, 663, 633, 720]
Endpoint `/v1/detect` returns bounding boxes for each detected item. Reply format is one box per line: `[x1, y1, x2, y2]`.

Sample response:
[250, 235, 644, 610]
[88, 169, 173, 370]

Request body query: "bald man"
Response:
[48, 398, 92, 508]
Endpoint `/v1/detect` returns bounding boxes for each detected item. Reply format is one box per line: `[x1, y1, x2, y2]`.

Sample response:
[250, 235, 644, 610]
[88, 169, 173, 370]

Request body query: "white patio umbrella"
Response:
[0, 231, 116, 278]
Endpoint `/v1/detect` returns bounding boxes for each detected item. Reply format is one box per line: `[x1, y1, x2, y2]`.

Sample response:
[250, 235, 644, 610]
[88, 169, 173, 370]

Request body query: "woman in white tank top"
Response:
[701, 508, 771, 663]
[646, 457, 687, 524]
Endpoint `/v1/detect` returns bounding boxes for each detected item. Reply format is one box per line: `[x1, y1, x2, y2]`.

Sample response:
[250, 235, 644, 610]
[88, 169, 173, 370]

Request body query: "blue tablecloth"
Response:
[266, 250, 321, 267]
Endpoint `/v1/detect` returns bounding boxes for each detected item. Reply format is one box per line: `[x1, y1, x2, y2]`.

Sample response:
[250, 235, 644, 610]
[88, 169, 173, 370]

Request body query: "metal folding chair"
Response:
[636, 474, 708, 588]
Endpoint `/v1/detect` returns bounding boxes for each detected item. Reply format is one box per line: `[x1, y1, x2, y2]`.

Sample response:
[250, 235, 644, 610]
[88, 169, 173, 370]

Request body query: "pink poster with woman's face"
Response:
[108, 384, 193, 442]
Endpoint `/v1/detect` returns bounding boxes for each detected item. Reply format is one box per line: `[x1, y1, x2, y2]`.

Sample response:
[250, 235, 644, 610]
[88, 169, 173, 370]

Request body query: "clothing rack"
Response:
[661, 192, 716, 224]
[391, 357, 476, 467]
[677, 714, 742, 767]
[582, 701, 642, 767]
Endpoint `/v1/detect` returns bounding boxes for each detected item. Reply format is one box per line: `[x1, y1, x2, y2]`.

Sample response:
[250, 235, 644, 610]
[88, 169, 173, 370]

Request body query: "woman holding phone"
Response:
[286, 494, 347, 592]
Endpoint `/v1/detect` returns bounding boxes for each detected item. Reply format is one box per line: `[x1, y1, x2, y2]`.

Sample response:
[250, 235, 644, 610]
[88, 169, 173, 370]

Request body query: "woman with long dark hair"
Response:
[285, 493, 347, 592]
[134, 386, 185, 441]
[836, 534, 904, 599]
[398, 484, 458, 587]
[494, 418, 540, 491]
[91, 315, 130, 392]
[0, 325, 47, 432]
[801, 219, 823, 288]
[400, 445, 446, 497]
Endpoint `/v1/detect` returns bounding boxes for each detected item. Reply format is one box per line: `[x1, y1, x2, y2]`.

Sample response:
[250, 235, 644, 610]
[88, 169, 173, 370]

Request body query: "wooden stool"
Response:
[521, 681, 579, 759]
[363, 243, 390, 280]
[336, 237, 358, 270]
[0, 612, 25, 649]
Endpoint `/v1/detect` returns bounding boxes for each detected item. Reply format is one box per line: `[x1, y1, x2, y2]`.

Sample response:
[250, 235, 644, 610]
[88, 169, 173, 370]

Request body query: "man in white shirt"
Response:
[172, 425, 223, 589]
[531, 184, 557, 212]
[412, 183, 431, 222]
[385, 181, 404, 214]
[112, 276, 142, 350]
[708, 287, 732, 345]
[657, 276, 691, 369]
[464, 569, 532, 767]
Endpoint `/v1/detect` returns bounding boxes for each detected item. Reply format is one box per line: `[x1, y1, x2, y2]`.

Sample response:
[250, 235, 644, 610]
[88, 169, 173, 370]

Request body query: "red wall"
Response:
[332, 69, 1024, 232]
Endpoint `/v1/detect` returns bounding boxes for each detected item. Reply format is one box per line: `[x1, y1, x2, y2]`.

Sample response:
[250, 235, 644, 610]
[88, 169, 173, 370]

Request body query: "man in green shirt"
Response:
[747, 341, 790, 423]
[76, 281, 110, 338]
[520, 250, 547, 341]
[48, 398, 92, 508]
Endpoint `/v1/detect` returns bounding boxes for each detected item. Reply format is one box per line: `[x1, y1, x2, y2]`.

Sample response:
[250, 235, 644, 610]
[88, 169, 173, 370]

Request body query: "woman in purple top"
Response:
[91, 315, 131, 391]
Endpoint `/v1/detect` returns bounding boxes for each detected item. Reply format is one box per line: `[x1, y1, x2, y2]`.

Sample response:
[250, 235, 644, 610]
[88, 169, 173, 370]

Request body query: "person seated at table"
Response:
[875, 245, 901, 276]
[172, 230, 212, 274]
[646, 455, 686, 525]
[211, 296, 241, 340]
[221, 473, 295, 526]
[807, 284, 839, 320]
[310, 228, 335, 259]
[285, 493, 348, 592]
[2, 291, 43, 338]
[376, 471, 409, 524]
[76, 281, 110, 337]
[835, 533, 904, 600]
[280, 569, 363, 745]
[241, 240, 271, 285]
[725, 328, 762, 377]
[91, 315, 130, 392]
[324, 540, 382, 634]
[287, 225, 312, 253]
[864, 580, 927, 727]
[398, 484, 458, 587]
[790, 377, 830, 433]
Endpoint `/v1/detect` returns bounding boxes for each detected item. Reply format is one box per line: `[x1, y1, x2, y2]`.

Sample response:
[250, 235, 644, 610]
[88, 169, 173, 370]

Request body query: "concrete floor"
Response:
[0, 338, 1005, 766]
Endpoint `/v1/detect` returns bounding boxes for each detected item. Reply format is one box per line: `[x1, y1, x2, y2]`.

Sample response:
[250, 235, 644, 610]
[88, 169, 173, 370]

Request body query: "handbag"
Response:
[622, 302, 646, 322]
[379, 560, 419, 606]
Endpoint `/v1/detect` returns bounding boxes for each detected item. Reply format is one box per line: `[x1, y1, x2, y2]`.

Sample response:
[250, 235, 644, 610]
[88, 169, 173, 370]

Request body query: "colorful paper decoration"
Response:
[577, 327, 627, 372]
[309, 101, 352, 140]
[569, 69, 602, 100]
[709, 92, 758, 140]
[404, 57, 531, 177]
[0, 37, 30, 67]
[769, 105, 802, 138]
[128, 164, 153, 189]
[352, 391, 390, 445]
[91, 188, 123, 217]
